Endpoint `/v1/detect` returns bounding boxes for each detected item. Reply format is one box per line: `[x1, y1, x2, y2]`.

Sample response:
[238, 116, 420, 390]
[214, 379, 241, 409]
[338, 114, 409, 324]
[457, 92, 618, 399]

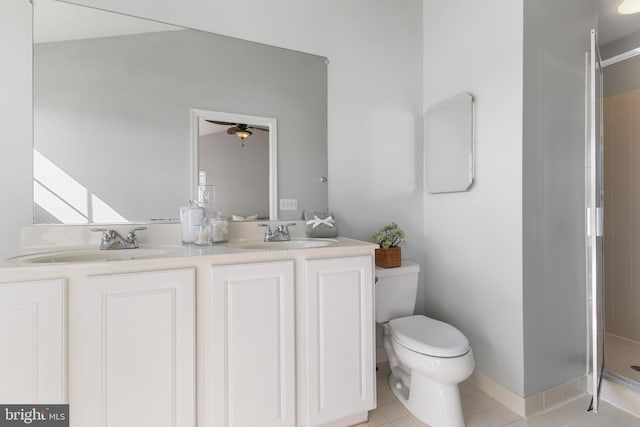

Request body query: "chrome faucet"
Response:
[258, 223, 297, 242]
[91, 227, 147, 250]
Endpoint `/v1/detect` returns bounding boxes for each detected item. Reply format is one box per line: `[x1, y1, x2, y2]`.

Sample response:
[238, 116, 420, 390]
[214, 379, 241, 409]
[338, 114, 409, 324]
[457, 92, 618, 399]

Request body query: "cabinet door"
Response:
[303, 256, 375, 426]
[82, 269, 195, 427]
[204, 261, 295, 427]
[0, 279, 66, 403]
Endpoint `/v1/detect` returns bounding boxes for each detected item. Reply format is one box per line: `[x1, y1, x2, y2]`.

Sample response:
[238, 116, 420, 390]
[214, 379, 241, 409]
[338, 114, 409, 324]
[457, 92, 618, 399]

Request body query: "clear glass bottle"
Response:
[180, 202, 205, 245]
[210, 212, 229, 243]
[194, 219, 213, 246]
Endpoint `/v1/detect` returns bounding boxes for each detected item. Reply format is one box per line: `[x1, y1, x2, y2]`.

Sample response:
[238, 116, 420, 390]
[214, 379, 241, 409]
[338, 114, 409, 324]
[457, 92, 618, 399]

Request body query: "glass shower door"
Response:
[587, 28, 604, 413]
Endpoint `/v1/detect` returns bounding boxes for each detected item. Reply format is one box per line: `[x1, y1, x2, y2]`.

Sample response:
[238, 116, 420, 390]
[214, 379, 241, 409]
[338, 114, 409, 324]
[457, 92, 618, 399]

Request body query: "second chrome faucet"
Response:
[258, 223, 297, 242]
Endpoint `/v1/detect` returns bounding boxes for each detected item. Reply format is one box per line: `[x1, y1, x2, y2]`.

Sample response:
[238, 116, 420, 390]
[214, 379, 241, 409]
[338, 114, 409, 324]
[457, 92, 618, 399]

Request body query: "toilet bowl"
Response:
[375, 261, 474, 427]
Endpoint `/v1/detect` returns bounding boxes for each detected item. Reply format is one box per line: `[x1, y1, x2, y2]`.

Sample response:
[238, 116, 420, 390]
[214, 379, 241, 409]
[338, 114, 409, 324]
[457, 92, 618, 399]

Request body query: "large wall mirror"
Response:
[33, 0, 328, 224]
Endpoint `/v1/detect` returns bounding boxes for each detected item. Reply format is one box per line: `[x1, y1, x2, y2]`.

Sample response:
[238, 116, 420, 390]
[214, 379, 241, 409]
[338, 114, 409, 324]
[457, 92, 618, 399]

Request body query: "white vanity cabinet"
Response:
[0, 279, 66, 404]
[200, 255, 374, 427]
[300, 256, 375, 427]
[78, 268, 196, 427]
[202, 261, 295, 427]
[6, 231, 376, 427]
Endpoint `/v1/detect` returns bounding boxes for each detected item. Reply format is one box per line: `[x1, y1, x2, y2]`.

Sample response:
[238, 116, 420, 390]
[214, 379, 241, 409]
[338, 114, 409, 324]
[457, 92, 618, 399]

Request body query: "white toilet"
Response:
[376, 260, 474, 427]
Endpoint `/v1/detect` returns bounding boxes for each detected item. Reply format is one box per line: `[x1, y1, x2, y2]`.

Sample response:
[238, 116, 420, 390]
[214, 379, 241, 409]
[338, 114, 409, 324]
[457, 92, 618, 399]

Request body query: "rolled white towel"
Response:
[232, 214, 258, 222]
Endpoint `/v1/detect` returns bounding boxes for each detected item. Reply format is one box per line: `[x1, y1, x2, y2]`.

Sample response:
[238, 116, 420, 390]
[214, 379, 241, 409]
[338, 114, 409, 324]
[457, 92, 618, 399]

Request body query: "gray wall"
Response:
[0, 0, 32, 261]
[424, 0, 596, 397]
[600, 28, 640, 59]
[35, 28, 327, 223]
[603, 56, 640, 96]
[601, 31, 640, 97]
[522, 0, 595, 395]
[198, 130, 269, 218]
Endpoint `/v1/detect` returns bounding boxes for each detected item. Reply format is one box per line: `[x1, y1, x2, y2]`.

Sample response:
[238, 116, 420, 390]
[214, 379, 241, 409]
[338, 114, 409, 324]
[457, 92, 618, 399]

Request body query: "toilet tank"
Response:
[375, 260, 420, 323]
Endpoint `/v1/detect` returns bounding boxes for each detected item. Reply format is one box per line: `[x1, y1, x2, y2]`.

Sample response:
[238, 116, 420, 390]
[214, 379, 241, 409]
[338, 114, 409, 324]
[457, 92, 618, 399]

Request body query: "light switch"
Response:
[280, 199, 298, 210]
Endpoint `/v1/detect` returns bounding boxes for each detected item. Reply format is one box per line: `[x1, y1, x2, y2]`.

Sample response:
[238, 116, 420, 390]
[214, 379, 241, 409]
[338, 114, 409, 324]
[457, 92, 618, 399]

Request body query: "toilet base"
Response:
[381, 321, 473, 427]
[389, 370, 465, 427]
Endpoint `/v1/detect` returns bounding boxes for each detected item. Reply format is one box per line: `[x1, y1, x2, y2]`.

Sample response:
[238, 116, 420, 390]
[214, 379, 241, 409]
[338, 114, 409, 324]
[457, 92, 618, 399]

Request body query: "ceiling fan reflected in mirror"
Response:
[205, 120, 269, 141]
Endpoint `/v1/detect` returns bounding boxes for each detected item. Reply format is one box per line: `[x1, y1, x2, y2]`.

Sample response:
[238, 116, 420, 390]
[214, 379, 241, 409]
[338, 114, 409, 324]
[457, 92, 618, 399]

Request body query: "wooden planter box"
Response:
[375, 247, 401, 268]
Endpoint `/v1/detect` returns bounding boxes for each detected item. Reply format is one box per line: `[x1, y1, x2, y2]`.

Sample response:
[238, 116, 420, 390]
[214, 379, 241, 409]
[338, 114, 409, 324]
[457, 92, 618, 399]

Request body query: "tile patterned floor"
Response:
[357, 363, 640, 427]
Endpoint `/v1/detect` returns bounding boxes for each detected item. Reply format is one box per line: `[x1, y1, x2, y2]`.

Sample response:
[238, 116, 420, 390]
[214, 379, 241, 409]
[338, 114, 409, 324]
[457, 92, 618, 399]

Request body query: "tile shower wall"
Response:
[604, 89, 640, 342]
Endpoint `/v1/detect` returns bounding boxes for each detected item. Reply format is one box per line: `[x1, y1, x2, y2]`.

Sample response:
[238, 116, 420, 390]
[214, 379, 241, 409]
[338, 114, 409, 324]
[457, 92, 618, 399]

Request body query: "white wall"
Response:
[325, 1, 424, 313]
[0, 0, 33, 262]
[0, 0, 424, 310]
[423, 0, 525, 394]
[0, 0, 598, 401]
[46, 0, 423, 266]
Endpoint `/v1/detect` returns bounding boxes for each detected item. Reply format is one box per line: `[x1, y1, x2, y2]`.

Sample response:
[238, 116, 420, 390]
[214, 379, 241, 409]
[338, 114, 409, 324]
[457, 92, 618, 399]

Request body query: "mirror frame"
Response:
[190, 109, 278, 219]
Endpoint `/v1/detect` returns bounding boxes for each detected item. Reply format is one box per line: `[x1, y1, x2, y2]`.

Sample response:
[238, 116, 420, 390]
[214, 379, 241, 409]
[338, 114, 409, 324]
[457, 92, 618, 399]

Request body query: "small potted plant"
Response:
[372, 222, 405, 268]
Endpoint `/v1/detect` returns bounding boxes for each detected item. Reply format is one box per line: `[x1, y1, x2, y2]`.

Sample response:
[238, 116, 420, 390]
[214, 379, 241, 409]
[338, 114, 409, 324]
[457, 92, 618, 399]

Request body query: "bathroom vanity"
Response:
[0, 224, 376, 427]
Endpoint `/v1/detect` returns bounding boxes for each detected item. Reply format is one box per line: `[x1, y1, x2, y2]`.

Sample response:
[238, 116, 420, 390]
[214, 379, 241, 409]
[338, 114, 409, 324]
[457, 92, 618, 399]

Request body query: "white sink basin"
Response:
[7, 239, 341, 263]
[224, 238, 338, 250]
[8, 246, 182, 264]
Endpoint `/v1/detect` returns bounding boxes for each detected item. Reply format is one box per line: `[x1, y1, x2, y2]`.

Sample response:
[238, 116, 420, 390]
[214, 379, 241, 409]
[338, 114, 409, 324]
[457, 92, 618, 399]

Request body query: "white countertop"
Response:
[0, 222, 376, 276]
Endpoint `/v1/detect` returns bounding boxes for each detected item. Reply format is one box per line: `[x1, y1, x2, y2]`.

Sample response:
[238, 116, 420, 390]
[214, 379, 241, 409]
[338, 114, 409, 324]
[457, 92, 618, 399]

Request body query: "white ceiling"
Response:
[598, 0, 640, 45]
[34, 0, 640, 62]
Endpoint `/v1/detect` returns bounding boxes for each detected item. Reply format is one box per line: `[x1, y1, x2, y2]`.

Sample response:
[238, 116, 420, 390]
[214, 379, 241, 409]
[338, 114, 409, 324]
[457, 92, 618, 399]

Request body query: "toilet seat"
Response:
[389, 315, 469, 358]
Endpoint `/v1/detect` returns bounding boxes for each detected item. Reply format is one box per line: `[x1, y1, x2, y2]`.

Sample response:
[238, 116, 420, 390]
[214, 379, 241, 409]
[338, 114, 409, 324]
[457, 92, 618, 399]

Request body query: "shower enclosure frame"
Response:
[587, 27, 605, 413]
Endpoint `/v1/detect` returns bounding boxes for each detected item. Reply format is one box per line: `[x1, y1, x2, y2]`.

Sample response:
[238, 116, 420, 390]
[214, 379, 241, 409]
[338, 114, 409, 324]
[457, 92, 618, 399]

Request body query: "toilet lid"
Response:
[389, 315, 470, 358]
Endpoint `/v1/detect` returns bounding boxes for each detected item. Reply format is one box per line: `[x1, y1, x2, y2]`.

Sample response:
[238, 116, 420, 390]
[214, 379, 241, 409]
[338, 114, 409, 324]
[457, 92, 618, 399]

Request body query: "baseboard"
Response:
[376, 349, 589, 419]
[469, 370, 588, 418]
[468, 370, 526, 416]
